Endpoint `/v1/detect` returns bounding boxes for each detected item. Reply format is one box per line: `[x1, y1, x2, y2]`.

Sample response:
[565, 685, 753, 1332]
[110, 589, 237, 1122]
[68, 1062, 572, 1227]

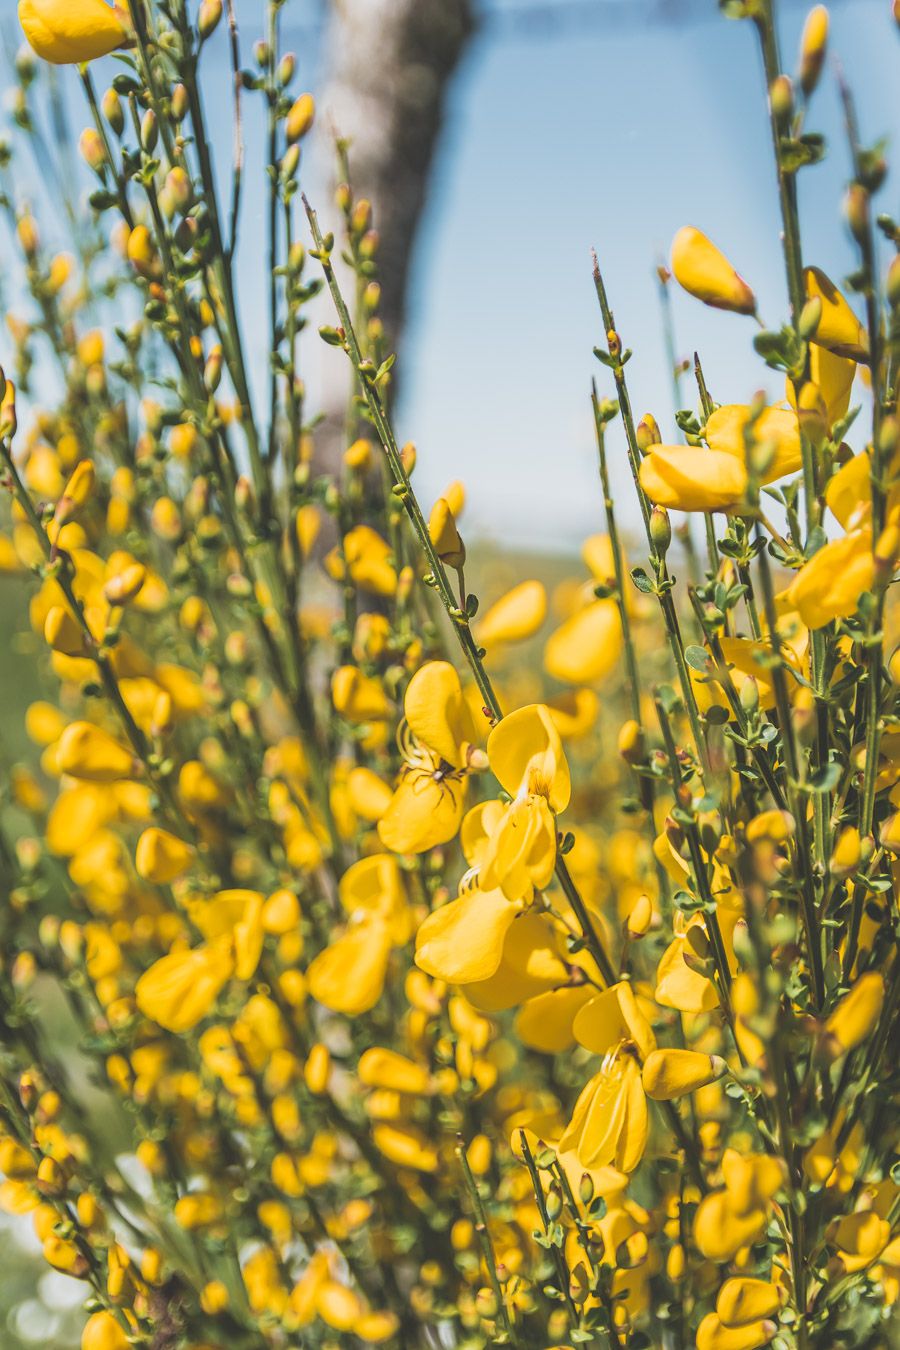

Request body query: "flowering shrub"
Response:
[0, 1, 898, 1348]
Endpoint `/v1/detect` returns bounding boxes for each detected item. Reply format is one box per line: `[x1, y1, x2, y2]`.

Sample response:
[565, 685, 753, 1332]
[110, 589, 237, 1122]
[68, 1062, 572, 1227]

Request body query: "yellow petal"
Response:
[671, 226, 756, 314]
[135, 944, 233, 1033]
[332, 666, 392, 722]
[487, 703, 570, 811]
[377, 765, 465, 854]
[823, 971, 884, 1056]
[480, 793, 559, 900]
[716, 1278, 782, 1327]
[404, 660, 476, 767]
[307, 919, 391, 1014]
[357, 1048, 430, 1095]
[693, 1191, 767, 1261]
[19, 0, 128, 65]
[478, 580, 547, 644]
[706, 404, 801, 481]
[804, 266, 868, 361]
[514, 985, 595, 1052]
[639, 445, 747, 512]
[573, 983, 657, 1060]
[787, 528, 874, 629]
[544, 599, 622, 685]
[787, 343, 856, 428]
[56, 722, 134, 783]
[415, 888, 517, 984]
[825, 451, 872, 531]
[134, 827, 193, 884]
[641, 1048, 726, 1100]
[466, 912, 568, 1012]
[697, 1313, 776, 1350]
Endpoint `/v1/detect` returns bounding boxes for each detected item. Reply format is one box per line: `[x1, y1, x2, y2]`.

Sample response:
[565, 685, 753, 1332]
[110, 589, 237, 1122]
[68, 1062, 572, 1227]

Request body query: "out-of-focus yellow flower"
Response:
[693, 1150, 786, 1260]
[307, 917, 392, 1014]
[56, 722, 134, 783]
[671, 226, 756, 315]
[696, 1312, 777, 1349]
[135, 943, 233, 1034]
[134, 827, 194, 884]
[821, 971, 884, 1059]
[81, 1310, 130, 1350]
[478, 580, 547, 645]
[19, 0, 129, 65]
[716, 1277, 783, 1326]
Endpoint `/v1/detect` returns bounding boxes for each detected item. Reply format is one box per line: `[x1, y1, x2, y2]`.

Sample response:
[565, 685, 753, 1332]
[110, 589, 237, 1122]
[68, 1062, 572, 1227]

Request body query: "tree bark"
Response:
[315, 0, 475, 463]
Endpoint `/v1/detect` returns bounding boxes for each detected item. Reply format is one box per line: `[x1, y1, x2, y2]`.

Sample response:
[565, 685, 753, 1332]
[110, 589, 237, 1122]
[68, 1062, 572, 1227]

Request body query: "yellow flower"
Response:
[477, 580, 547, 645]
[480, 704, 570, 900]
[416, 887, 519, 984]
[307, 917, 392, 1014]
[786, 342, 856, 428]
[56, 722, 134, 783]
[544, 597, 623, 684]
[696, 1313, 777, 1350]
[671, 226, 756, 315]
[378, 661, 483, 854]
[821, 971, 884, 1058]
[428, 497, 465, 568]
[339, 852, 411, 944]
[81, 1311, 129, 1350]
[558, 1054, 647, 1173]
[19, 0, 129, 65]
[716, 1277, 783, 1326]
[705, 404, 802, 481]
[639, 444, 747, 513]
[829, 1208, 890, 1274]
[134, 827, 194, 884]
[693, 1150, 786, 1260]
[135, 942, 234, 1034]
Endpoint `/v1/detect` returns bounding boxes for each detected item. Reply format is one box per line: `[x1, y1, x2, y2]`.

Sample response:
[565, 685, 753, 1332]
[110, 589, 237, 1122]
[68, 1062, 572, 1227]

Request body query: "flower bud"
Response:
[102, 87, 124, 135]
[204, 345, 223, 393]
[650, 504, 671, 556]
[198, 0, 223, 40]
[79, 127, 106, 173]
[141, 108, 158, 152]
[770, 74, 794, 128]
[171, 83, 189, 122]
[617, 718, 645, 766]
[625, 892, 653, 939]
[799, 4, 829, 96]
[636, 412, 661, 452]
[798, 294, 822, 339]
[844, 183, 869, 245]
[641, 1048, 727, 1100]
[428, 497, 465, 569]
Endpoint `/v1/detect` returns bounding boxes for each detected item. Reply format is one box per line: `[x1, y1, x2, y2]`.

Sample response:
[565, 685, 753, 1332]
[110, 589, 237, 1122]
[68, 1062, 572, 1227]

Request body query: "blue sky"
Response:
[4, 0, 898, 550]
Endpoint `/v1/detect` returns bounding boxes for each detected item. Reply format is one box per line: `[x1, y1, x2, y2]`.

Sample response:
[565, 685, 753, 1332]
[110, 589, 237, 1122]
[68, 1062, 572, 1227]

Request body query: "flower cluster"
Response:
[0, 2, 897, 1349]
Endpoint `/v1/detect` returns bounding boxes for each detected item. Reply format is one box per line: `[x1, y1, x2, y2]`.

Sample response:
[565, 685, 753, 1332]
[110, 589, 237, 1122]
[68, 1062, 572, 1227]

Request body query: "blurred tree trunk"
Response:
[316, 0, 475, 460]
